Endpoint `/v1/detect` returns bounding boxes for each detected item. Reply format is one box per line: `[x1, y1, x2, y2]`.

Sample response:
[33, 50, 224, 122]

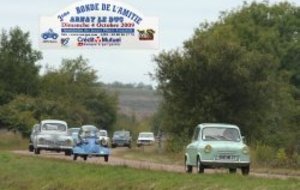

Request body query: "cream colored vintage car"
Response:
[29, 119, 73, 155]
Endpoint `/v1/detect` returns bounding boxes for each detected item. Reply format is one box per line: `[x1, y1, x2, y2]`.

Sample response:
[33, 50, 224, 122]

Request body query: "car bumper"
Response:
[201, 160, 250, 167]
[112, 141, 130, 146]
[37, 145, 72, 150]
[137, 141, 154, 145]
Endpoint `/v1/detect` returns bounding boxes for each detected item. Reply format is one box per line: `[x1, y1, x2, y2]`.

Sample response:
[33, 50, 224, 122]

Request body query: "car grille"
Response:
[39, 140, 71, 146]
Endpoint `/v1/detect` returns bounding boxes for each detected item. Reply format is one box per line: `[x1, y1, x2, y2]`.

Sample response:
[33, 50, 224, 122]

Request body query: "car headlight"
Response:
[242, 146, 249, 154]
[101, 139, 108, 146]
[204, 144, 212, 153]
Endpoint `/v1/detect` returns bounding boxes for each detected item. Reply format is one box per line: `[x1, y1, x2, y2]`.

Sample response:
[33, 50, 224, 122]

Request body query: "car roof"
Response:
[81, 125, 98, 130]
[69, 127, 80, 130]
[139, 132, 154, 134]
[41, 119, 67, 126]
[198, 123, 239, 129]
[114, 130, 129, 133]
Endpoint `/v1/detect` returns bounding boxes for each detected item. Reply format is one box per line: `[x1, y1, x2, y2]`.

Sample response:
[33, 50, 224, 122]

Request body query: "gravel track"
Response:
[12, 150, 300, 180]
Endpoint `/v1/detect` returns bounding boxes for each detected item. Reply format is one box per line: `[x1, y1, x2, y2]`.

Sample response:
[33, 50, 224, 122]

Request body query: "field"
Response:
[0, 152, 299, 190]
[105, 86, 161, 119]
[0, 130, 28, 150]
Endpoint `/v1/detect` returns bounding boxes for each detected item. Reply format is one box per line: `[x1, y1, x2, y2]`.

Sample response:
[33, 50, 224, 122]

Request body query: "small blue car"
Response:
[41, 29, 58, 40]
[73, 125, 110, 162]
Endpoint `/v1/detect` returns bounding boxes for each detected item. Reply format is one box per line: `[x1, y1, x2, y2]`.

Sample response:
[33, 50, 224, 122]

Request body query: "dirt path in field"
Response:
[12, 150, 299, 180]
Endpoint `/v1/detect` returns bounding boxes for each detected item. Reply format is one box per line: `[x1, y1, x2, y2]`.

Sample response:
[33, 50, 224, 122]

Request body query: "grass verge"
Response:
[0, 152, 299, 190]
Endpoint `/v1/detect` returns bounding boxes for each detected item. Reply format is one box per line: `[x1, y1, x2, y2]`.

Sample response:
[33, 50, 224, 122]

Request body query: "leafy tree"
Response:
[154, 2, 299, 152]
[0, 95, 38, 136]
[40, 56, 117, 130]
[0, 27, 42, 105]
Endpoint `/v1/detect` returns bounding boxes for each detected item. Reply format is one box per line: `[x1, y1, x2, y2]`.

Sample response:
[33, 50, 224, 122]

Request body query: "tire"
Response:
[29, 145, 34, 152]
[52, 34, 58, 39]
[241, 166, 250, 176]
[104, 155, 109, 162]
[34, 148, 40, 155]
[83, 155, 87, 161]
[185, 157, 193, 173]
[42, 34, 48, 39]
[229, 168, 237, 174]
[73, 154, 78, 160]
[196, 157, 204, 173]
[65, 150, 72, 156]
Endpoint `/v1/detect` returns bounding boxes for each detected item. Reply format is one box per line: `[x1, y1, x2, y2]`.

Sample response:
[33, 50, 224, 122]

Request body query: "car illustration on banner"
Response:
[41, 29, 59, 40]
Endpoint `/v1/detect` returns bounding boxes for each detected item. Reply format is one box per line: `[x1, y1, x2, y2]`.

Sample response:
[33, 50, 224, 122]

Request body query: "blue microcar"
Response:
[41, 29, 58, 40]
[73, 125, 110, 161]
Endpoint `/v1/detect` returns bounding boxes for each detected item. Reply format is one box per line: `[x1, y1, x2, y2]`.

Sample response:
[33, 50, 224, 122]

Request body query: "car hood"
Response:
[138, 137, 155, 141]
[37, 133, 71, 140]
[113, 136, 129, 140]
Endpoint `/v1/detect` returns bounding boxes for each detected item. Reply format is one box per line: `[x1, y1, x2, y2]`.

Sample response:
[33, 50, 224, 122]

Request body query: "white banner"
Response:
[40, 0, 159, 49]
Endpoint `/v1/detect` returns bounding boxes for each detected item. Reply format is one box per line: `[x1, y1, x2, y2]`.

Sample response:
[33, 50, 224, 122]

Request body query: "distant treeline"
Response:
[103, 81, 154, 90]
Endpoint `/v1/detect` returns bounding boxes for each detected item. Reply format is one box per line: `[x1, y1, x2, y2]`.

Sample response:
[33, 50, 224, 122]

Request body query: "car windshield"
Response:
[42, 123, 67, 131]
[99, 130, 107, 136]
[68, 128, 80, 135]
[79, 126, 99, 138]
[202, 127, 241, 142]
[114, 131, 129, 137]
[139, 133, 154, 138]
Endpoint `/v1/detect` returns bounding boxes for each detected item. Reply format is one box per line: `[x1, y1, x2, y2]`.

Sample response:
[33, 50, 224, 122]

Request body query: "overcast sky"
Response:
[1, 0, 300, 86]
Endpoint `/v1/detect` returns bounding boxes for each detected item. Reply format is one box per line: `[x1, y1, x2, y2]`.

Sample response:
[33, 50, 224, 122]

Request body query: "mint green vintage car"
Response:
[185, 123, 250, 175]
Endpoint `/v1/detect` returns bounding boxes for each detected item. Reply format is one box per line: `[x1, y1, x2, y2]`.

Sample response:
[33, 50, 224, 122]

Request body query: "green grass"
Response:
[1, 152, 299, 190]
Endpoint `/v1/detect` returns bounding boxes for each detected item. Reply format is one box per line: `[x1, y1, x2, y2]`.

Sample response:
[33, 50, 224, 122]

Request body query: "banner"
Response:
[40, 0, 159, 49]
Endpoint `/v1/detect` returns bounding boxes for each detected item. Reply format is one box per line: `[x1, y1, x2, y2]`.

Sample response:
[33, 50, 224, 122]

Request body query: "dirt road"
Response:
[13, 150, 299, 180]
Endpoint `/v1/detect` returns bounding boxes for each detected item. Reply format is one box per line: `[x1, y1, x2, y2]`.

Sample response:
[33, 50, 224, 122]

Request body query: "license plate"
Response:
[217, 155, 238, 161]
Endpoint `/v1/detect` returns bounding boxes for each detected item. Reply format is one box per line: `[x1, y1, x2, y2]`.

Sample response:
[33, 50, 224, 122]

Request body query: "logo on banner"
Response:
[61, 37, 70, 46]
[137, 29, 155, 40]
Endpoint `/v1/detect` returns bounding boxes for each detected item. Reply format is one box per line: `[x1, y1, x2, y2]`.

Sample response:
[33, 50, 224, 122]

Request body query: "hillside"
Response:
[104, 85, 162, 120]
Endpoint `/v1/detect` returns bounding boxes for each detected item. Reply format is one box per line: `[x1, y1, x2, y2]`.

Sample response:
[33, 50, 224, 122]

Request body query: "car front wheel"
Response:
[29, 145, 34, 152]
[229, 168, 237, 173]
[104, 155, 109, 162]
[65, 150, 72, 156]
[241, 166, 250, 175]
[83, 155, 87, 161]
[34, 148, 40, 155]
[196, 157, 204, 173]
[73, 154, 78, 160]
[185, 157, 192, 173]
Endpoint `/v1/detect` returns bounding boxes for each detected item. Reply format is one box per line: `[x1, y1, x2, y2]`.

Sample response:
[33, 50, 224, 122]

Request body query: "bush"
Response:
[253, 143, 276, 166]
[275, 148, 288, 167]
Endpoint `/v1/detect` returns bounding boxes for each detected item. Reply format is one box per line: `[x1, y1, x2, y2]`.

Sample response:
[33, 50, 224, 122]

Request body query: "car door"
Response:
[186, 127, 200, 165]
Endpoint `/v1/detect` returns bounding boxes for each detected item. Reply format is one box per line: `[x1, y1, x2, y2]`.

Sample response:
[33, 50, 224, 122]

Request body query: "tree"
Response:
[154, 2, 299, 152]
[0, 27, 42, 105]
[41, 56, 117, 129]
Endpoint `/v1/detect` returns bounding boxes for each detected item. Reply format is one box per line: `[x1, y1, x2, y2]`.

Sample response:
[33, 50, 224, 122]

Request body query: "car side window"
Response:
[192, 127, 200, 141]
